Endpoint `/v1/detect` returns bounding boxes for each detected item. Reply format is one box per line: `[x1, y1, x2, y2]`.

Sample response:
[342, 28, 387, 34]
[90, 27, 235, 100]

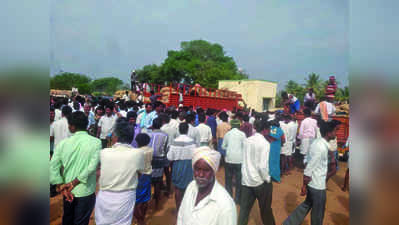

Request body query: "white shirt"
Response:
[137, 146, 153, 175]
[54, 109, 62, 121]
[161, 122, 179, 147]
[119, 110, 127, 118]
[169, 118, 180, 130]
[123, 94, 129, 102]
[98, 115, 117, 139]
[298, 117, 318, 139]
[315, 101, 336, 116]
[241, 133, 271, 186]
[304, 138, 329, 190]
[304, 93, 316, 102]
[249, 116, 255, 125]
[196, 123, 213, 144]
[177, 180, 237, 225]
[279, 121, 297, 143]
[178, 124, 200, 147]
[99, 143, 144, 191]
[222, 128, 246, 164]
[50, 117, 71, 148]
[280, 121, 298, 155]
[289, 94, 298, 103]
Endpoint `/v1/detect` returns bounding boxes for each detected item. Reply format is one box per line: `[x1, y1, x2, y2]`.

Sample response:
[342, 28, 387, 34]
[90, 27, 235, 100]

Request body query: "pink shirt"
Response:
[298, 117, 318, 139]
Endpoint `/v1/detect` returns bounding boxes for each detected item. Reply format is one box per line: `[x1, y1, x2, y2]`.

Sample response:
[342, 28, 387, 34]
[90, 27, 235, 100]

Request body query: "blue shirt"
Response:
[207, 116, 217, 138]
[140, 111, 158, 129]
[87, 111, 95, 129]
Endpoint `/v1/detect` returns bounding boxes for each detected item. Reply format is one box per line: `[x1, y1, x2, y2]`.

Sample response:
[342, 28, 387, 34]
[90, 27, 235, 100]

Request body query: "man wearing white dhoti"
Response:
[95, 117, 145, 225]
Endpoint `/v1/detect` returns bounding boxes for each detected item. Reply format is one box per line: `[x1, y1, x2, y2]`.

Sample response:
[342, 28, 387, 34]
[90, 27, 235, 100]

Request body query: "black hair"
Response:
[126, 111, 137, 120]
[159, 113, 170, 124]
[154, 101, 162, 109]
[54, 101, 62, 109]
[152, 117, 162, 129]
[198, 113, 206, 123]
[135, 133, 151, 147]
[62, 105, 72, 118]
[319, 120, 341, 137]
[68, 111, 88, 131]
[145, 103, 152, 108]
[219, 112, 228, 122]
[303, 108, 312, 117]
[179, 122, 189, 135]
[171, 110, 179, 119]
[235, 111, 243, 120]
[73, 102, 80, 111]
[281, 91, 288, 99]
[254, 120, 264, 133]
[185, 114, 195, 124]
[113, 117, 134, 144]
[243, 114, 249, 122]
[105, 103, 114, 111]
[206, 108, 214, 116]
[197, 108, 204, 114]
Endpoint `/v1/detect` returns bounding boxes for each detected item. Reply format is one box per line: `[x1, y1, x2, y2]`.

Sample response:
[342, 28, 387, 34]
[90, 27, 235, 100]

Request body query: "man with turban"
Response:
[177, 146, 237, 225]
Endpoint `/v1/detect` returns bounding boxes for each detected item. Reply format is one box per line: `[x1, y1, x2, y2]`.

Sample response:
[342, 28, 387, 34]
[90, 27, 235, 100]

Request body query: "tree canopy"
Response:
[50, 73, 125, 96]
[91, 77, 124, 95]
[50, 72, 92, 94]
[136, 40, 247, 88]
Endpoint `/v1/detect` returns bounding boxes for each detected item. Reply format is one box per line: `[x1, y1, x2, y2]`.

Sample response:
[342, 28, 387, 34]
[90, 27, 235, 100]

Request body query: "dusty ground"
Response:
[50, 162, 349, 225]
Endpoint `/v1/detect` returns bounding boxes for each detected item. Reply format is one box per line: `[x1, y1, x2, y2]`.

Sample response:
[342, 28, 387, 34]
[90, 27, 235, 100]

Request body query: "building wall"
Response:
[218, 80, 277, 112]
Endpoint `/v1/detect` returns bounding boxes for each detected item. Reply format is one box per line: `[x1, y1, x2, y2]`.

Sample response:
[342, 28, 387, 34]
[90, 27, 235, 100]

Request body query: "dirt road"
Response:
[51, 162, 349, 225]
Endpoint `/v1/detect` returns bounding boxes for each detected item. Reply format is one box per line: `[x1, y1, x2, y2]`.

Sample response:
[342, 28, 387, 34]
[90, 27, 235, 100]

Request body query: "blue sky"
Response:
[3, 0, 349, 89]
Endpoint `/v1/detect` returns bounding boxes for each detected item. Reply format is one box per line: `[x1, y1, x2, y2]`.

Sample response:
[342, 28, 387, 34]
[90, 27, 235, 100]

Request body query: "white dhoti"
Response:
[95, 190, 136, 225]
[281, 141, 293, 156]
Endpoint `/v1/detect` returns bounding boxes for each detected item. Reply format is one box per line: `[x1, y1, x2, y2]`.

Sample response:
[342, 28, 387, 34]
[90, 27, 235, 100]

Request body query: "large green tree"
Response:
[91, 77, 124, 95]
[136, 40, 247, 88]
[50, 72, 93, 94]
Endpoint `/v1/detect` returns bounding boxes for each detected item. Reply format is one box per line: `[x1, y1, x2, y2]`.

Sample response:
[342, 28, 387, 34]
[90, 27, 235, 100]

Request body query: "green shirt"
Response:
[50, 131, 101, 197]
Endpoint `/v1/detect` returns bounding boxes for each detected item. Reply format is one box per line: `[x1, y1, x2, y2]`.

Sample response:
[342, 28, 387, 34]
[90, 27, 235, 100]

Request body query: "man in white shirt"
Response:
[123, 91, 130, 102]
[177, 146, 237, 225]
[54, 101, 63, 121]
[97, 104, 117, 148]
[222, 119, 246, 204]
[297, 108, 318, 167]
[169, 110, 180, 130]
[283, 120, 341, 225]
[314, 96, 336, 122]
[180, 114, 200, 147]
[279, 114, 297, 175]
[304, 88, 316, 110]
[196, 114, 213, 147]
[95, 117, 145, 225]
[50, 106, 72, 149]
[238, 120, 275, 225]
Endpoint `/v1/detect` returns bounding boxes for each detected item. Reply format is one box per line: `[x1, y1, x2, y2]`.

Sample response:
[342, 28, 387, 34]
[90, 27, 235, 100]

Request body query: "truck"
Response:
[117, 83, 245, 111]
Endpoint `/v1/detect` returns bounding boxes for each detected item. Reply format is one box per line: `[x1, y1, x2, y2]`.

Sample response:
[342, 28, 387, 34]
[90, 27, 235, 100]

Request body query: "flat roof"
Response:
[218, 79, 277, 84]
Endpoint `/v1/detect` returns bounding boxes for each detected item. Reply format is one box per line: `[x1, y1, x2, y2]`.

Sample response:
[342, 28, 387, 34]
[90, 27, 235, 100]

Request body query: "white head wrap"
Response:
[192, 146, 221, 173]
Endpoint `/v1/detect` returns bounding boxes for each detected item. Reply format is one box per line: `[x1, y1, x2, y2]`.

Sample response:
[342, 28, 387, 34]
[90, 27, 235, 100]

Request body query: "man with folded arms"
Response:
[50, 111, 101, 225]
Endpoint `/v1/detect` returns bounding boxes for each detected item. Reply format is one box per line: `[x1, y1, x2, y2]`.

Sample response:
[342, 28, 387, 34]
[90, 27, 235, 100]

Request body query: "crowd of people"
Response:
[49, 76, 348, 225]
